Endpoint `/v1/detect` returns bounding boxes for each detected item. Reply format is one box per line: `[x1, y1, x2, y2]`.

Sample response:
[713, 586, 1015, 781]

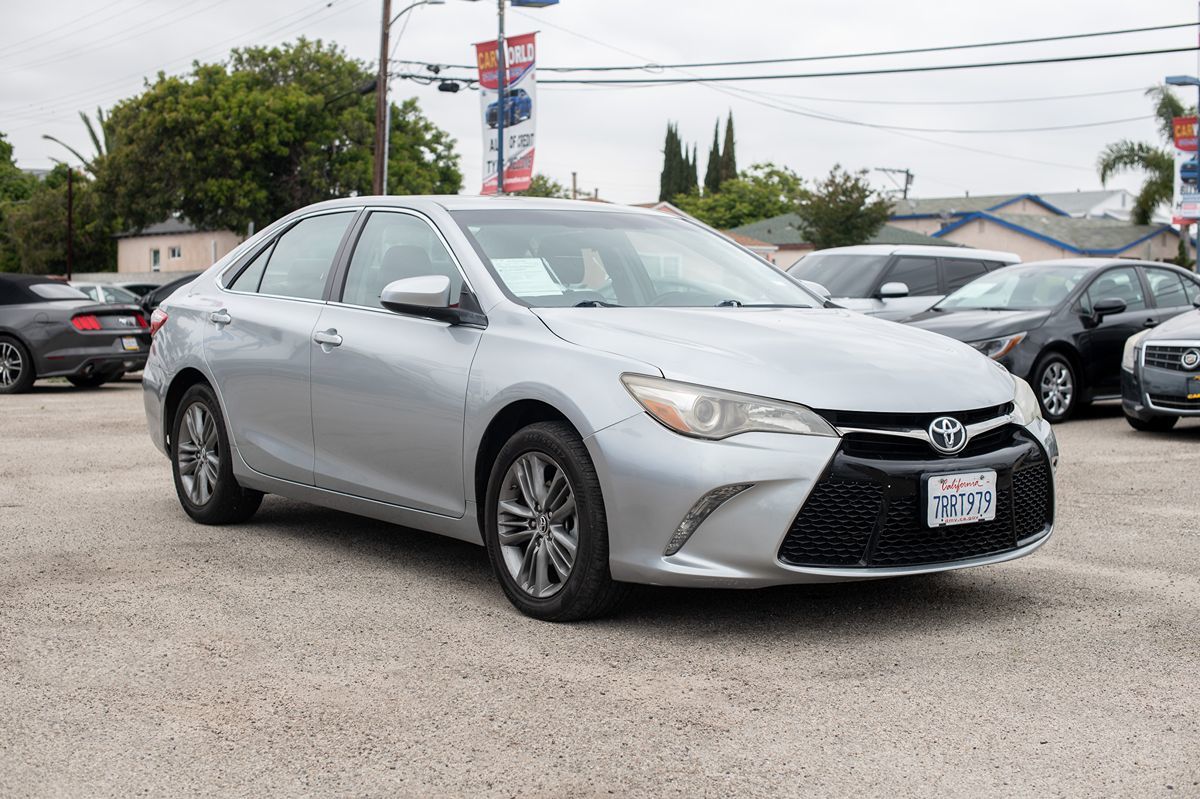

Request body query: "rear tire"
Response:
[0, 336, 35, 394]
[484, 421, 628, 622]
[1032, 352, 1078, 423]
[67, 374, 109, 389]
[170, 383, 263, 524]
[1125, 413, 1178, 432]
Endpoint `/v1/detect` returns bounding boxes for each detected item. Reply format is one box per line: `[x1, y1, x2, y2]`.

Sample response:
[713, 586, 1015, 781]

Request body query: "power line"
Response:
[405, 20, 1200, 73]
[731, 86, 1155, 107]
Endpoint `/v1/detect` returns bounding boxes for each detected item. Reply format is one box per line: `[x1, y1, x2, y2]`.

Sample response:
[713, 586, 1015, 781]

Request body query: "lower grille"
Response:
[779, 430, 1053, 568]
[1149, 393, 1200, 410]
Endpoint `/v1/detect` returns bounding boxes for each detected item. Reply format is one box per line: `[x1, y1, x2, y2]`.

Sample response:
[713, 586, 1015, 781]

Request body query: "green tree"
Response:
[0, 133, 40, 272]
[2, 164, 115, 274]
[1097, 86, 1190, 225]
[519, 173, 570, 198]
[795, 165, 890, 249]
[703, 122, 721, 194]
[100, 38, 460, 233]
[674, 162, 803, 229]
[718, 111, 737, 184]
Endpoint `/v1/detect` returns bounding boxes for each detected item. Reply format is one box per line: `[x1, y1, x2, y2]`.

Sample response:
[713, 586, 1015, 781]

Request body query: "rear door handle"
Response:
[313, 329, 343, 347]
[209, 310, 232, 326]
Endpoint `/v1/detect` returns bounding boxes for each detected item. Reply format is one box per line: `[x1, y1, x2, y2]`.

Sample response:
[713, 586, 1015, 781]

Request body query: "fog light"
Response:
[664, 483, 753, 556]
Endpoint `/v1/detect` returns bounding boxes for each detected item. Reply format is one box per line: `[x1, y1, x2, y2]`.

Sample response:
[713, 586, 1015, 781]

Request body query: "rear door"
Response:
[1143, 266, 1197, 325]
[204, 210, 357, 485]
[309, 209, 483, 515]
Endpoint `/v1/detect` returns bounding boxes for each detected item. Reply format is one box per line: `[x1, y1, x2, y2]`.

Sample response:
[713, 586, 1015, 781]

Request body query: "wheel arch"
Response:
[163, 367, 213, 454]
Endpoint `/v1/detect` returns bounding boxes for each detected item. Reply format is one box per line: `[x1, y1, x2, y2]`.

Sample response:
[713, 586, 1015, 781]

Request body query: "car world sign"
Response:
[1172, 115, 1199, 224]
[475, 32, 537, 194]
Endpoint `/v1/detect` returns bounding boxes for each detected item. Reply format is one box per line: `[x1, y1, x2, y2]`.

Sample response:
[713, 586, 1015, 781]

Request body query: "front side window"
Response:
[787, 253, 889, 298]
[1083, 266, 1145, 314]
[241, 212, 355, 300]
[938, 265, 1090, 311]
[884, 256, 939, 296]
[451, 209, 820, 309]
[342, 212, 462, 309]
[1144, 268, 1188, 308]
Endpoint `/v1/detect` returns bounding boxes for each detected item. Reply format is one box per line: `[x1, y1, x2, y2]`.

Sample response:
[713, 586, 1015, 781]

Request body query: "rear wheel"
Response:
[1033, 353, 1078, 423]
[171, 383, 263, 524]
[1125, 413, 1178, 432]
[67, 374, 109, 389]
[0, 336, 35, 394]
[484, 421, 628, 621]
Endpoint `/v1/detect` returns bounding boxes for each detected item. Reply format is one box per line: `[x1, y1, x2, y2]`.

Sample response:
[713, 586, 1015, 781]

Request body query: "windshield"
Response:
[29, 283, 89, 300]
[450, 209, 821, 309]
[787, 253, 890, 297]
[937, 265, 1089, 311]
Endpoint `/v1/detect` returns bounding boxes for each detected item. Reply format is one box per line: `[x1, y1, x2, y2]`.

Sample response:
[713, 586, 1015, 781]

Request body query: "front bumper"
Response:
[1123, 354, 1200, 419]
[586, 412, 1056, 588]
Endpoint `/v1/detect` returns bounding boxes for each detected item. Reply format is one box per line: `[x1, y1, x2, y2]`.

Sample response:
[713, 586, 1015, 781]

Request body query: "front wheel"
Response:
[484, 421, 628, 621]
[170, 383, 263, 524]
[1125, 413, 1178, 432]
[1033, 353, 1078, 423]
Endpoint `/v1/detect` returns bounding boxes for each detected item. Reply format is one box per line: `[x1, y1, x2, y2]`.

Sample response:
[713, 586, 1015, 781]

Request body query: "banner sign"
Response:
[475, 32, 537, 194]
[1172, 115, 1199, 224]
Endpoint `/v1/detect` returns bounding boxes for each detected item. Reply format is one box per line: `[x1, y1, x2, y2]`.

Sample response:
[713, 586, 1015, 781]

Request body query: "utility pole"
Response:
[66, 169, 74, 280]
[875, 167, 913, 199]
[495, 0, 507, 194]
[571, 171, 577, 200]
[373, 0, 392, 195]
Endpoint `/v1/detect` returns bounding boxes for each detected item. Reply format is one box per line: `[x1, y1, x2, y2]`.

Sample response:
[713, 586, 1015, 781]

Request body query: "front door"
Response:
[203, 210, 356, 485]
[310, 210, 483, 515]
[1077, 266, 1149, 394]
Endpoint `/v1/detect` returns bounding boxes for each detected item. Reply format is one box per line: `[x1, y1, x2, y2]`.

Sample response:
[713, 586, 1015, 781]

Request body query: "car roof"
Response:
[1010, 258, 1178, 270]
[291, 195, 678, 217]
[807, 243, 1021, 262]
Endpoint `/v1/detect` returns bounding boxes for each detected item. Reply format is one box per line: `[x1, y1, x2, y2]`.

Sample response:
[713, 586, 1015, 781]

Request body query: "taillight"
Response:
[149, 308, 168, 337]
[134, 313, 149, 328]
[71, 314, 102, 331]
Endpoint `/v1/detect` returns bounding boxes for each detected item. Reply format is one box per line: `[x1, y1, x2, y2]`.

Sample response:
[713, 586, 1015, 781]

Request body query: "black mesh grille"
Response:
[778, 480, 882, 565]
[1144, 345, 1198, 372]
[778, 433, 1053, 569]
[1148, 393, 1200, 410]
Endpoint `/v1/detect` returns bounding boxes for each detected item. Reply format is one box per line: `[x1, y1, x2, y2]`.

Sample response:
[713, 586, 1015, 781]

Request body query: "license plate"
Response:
[927, 470, 997, 527]
[121, 336, 140, 352]
[1189, 376, 1200, 400]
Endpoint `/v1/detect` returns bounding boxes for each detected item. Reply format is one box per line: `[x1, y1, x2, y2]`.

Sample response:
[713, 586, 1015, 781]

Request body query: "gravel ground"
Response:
[1, 379, 1198, 798]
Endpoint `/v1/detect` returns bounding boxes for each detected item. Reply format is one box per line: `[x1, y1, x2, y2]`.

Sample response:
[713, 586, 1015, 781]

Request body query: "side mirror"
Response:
[798, 279, 831, 300]
[1091, 297, 1127, 323]
[878, 281, 909, 299]
[379, 275, 487, 327]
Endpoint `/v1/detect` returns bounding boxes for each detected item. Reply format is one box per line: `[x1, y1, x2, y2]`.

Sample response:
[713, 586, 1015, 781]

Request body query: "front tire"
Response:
[484, 421, 628, 621]
[0, 336, 35, 394]
[1125, 413, 1178, 432]
[170, 383, 263, 524]
[1033, 353, 1078, 423]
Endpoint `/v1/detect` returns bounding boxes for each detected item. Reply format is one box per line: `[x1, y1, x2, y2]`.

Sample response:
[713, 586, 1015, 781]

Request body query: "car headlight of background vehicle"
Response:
[1011, 375, 1043, 425]
[1121, 328, 1153, 371]
[969, 332, 1026, 360]
[621, 374, 838, 439]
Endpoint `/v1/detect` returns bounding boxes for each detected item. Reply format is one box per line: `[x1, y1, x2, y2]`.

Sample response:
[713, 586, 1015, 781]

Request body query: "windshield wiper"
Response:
[574, 299, 621, 307]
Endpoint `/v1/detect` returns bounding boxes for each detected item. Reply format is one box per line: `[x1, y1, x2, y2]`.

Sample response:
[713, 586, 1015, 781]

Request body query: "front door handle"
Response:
[1143, 318, 1159, 328]
[209, 310, 232, 326]
[313, 329, 343, 348]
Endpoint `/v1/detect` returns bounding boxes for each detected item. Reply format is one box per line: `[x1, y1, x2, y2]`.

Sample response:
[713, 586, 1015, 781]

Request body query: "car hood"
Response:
[1147, 308, 1200, 340]
[903, 308, 1051, 342]
[533, 307, 1015, 413]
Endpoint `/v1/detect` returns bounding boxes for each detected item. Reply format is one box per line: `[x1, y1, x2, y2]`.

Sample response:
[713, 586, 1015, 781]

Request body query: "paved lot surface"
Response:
[2, 380, 1198, 797]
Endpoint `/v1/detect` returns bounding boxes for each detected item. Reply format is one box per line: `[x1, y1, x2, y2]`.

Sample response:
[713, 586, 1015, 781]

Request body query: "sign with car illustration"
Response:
[474, 32, 537, 194]
[1171, 115, 1199, 224]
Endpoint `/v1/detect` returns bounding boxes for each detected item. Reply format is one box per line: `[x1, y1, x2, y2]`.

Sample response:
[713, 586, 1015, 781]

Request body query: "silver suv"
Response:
[142, 198, 1056, 621]
[788, 244, 1020, 321]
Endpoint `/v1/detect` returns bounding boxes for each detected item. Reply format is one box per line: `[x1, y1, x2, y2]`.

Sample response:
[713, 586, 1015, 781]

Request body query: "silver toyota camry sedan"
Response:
[143, 197, 1059, 621]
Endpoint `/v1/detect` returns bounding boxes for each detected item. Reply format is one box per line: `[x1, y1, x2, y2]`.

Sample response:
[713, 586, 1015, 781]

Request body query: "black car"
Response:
[0, 274, 151, 394]
[1121, 307, 1200, 431]
[139, 272, 201, 315]
[905, 259, 1200, 422]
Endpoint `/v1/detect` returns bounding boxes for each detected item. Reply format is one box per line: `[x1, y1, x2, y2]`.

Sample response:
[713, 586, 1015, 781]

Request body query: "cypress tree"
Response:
[719, 111, 737, 184]
[659, 123, 678, 202]
[685, 144, 699, 194]
[703, 122, 721, 194]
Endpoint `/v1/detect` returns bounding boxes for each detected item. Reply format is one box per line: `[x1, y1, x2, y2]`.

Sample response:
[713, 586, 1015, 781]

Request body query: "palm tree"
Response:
[1097, 86, 1190, 225]
[42, 107, 110, 176]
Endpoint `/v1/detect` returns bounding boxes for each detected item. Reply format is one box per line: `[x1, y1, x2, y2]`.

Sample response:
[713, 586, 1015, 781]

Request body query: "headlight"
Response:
[968, 332, 1026, 360]
[621, 374, 838, 440]
[1121, 328, 1153, 372]
[1012, 375, 1042, 425]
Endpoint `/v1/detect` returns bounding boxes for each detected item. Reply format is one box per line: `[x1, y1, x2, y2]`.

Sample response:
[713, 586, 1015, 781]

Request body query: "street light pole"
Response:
[373, 0, 392, 195]
[495, 0, 507, 194]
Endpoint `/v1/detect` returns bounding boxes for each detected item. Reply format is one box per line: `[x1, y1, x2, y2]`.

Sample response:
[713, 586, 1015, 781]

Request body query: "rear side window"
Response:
[28, 283, 89, 301]
[884, 256, 939, 296]
[1144, 268, 1188, 309]
[942, 258, 988, 292]
[238, 212, 355, 300]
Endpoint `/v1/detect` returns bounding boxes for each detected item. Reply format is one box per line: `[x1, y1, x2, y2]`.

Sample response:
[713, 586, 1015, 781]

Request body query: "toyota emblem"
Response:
[928, 416, 968, 455]
[1183, 349, 1200, 370]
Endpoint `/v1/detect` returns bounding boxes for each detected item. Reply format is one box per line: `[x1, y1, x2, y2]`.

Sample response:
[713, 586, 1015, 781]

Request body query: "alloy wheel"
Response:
[496, 452, 579, 599]
[0, 342, 23, 387]
[176, 401, 220, 506]
[1040, 361, 1074, 418]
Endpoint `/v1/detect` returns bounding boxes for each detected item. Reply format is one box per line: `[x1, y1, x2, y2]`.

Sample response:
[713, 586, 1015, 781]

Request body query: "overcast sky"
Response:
[2, 0, 1198, 204]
